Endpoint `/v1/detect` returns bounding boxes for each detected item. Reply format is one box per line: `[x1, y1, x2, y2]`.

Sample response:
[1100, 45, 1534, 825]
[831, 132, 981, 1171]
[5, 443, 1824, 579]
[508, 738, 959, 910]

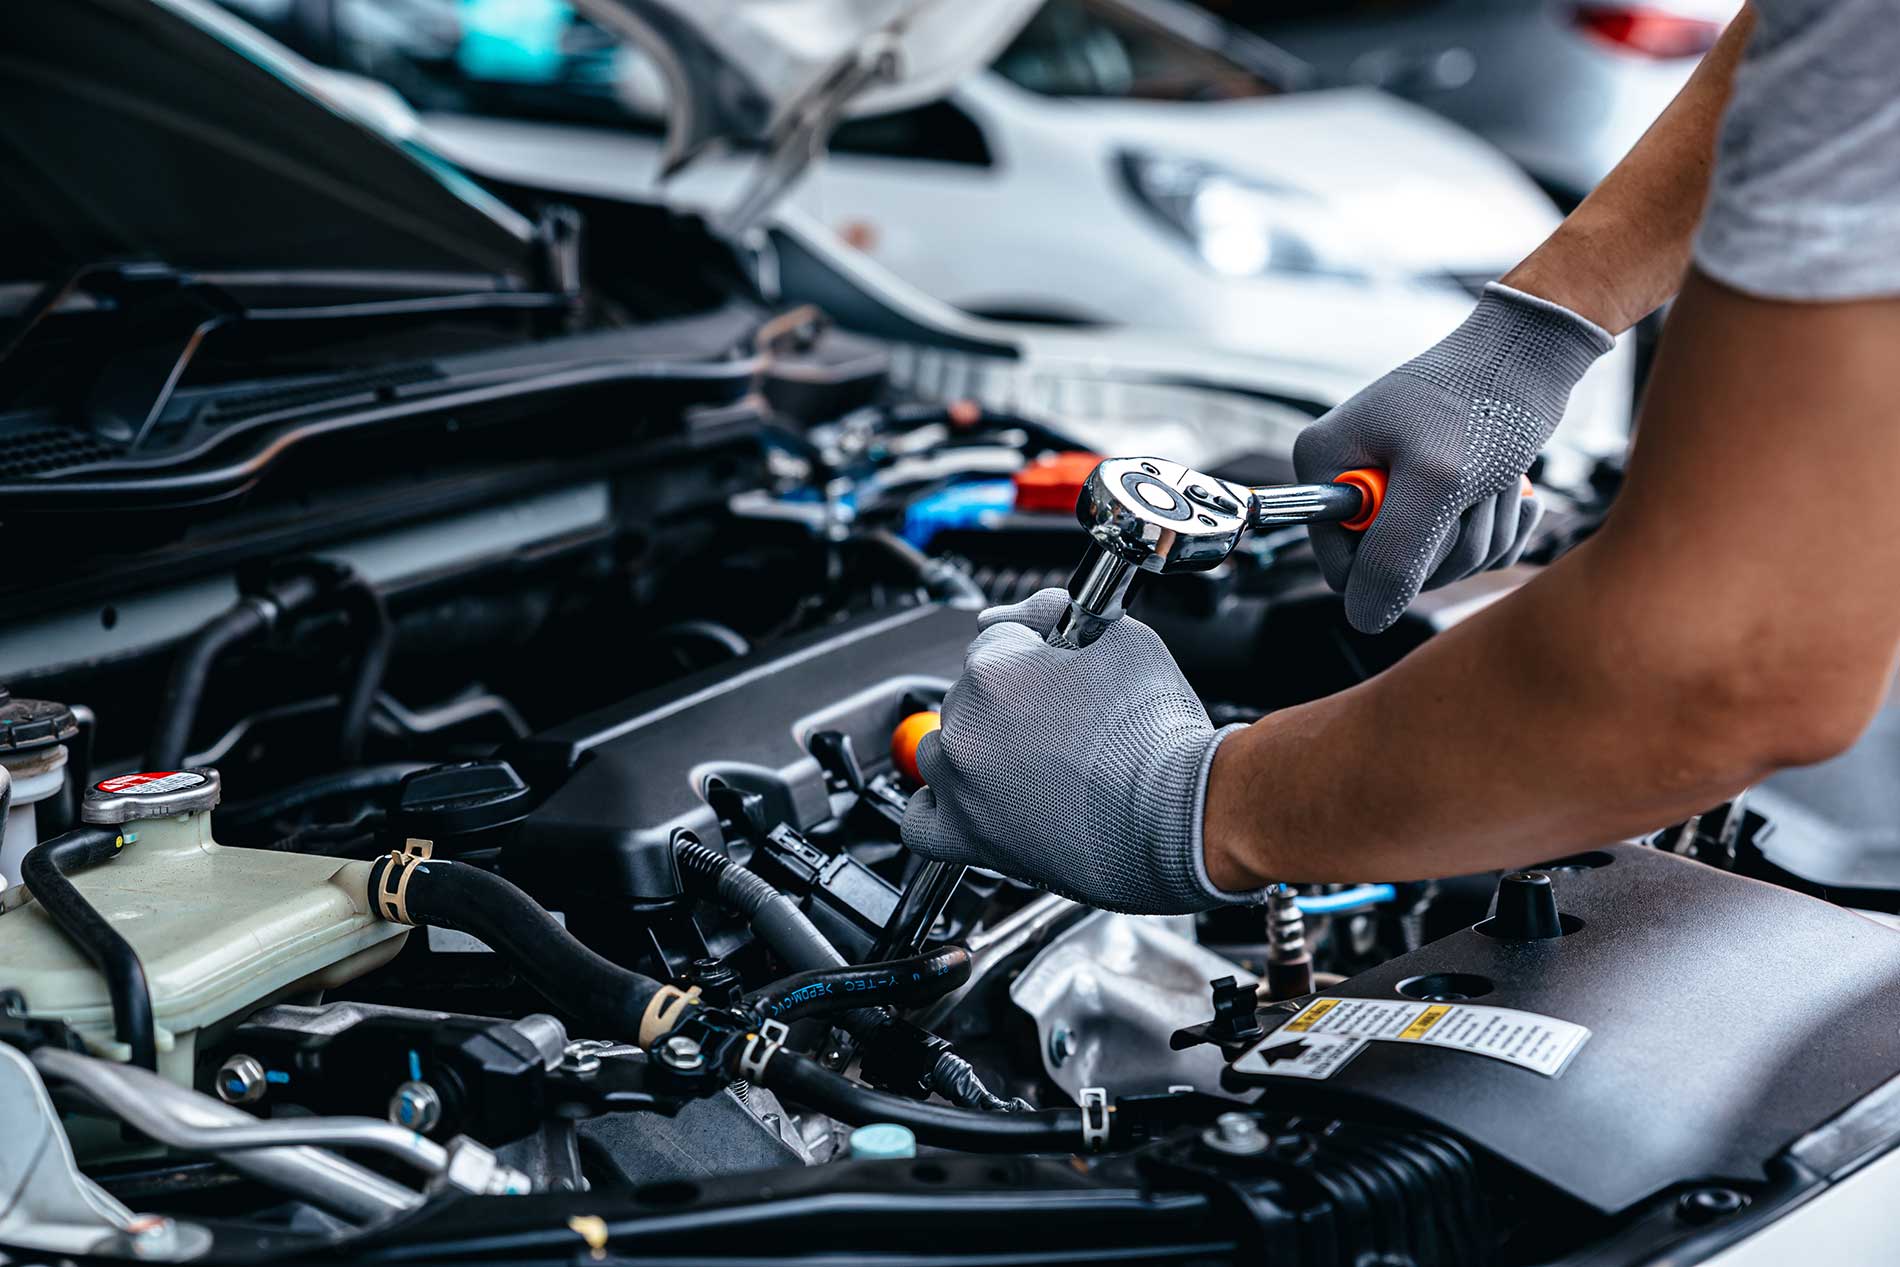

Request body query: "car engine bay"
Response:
[4, 357, 1900, 1266]
[5, 4, 1900, 1254]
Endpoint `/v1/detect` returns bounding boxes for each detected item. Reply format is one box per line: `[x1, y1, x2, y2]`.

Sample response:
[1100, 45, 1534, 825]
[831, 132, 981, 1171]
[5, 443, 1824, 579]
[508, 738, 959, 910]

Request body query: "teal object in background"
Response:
[848, 1123, 918, 1160]
[457, 0, 573, 83]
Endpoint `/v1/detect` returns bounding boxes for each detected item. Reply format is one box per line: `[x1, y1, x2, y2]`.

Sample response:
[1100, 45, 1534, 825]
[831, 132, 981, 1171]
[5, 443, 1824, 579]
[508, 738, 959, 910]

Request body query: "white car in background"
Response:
[220, 0, 1635, 457]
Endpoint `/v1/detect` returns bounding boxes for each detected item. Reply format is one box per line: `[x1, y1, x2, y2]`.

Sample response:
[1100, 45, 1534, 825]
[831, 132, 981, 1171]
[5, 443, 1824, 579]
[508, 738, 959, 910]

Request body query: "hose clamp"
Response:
[637, 986, 703, 1048]
[739, 1018, 789, 1082]
[374, 842, 433, 926]
[1079, 1087, 1111, 1153]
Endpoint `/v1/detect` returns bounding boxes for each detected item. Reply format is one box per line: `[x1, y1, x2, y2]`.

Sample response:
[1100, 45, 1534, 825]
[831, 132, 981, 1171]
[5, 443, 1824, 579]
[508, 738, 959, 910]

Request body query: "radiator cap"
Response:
[82, 768, 221, 824]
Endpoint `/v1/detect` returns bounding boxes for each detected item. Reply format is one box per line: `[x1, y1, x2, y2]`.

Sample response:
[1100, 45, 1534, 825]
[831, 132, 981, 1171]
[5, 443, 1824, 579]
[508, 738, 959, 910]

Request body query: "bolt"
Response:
[388, 1080, 443, 1133]
[126, 1216, 180, 1259]
[1048, 1025, 1075, 1068]
[656, 1034, 706, 1072]
[561, 1041, 604, 1075]
[1202, 1111, 1269, 1156]
[1678, 1187, 1747, 1224]
[215, 1054, 267, 1105]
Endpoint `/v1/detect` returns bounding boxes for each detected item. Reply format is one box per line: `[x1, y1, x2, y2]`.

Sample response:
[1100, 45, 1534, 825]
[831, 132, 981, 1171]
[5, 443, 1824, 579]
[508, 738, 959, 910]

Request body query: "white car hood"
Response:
[1057, 86, 1562, 275]
[575, 0, 1041, 174]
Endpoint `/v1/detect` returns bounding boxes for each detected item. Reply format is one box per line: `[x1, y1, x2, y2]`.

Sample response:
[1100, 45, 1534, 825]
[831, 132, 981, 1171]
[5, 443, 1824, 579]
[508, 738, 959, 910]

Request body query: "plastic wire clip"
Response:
[739, 1019, 790, 1082]
[1079, 1087, 1111, 1152]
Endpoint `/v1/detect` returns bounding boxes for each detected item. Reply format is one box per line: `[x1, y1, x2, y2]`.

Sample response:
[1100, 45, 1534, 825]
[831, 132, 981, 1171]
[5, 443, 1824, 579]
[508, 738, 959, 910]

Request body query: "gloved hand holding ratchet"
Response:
[1294, 281, 1615, 633]
[903, 284, 1615, 911]
[903, 588, 1261, 915]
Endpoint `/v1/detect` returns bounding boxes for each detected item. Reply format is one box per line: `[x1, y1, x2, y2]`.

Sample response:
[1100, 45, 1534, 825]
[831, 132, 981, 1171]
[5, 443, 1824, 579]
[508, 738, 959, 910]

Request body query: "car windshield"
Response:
[992, 0, 1283, 100]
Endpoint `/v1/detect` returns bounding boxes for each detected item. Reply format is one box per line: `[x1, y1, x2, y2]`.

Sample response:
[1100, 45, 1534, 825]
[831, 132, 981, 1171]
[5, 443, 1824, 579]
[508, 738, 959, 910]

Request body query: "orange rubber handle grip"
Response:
[891, 711, 941, 785]
[1333, 468, 1387, 533]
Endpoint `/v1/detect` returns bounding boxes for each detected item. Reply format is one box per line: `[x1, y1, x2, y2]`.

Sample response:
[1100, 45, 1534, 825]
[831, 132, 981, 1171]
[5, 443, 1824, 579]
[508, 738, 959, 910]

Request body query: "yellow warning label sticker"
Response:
[1254, 997, 1590, 1077]
[1284, 998, 1340, 1033]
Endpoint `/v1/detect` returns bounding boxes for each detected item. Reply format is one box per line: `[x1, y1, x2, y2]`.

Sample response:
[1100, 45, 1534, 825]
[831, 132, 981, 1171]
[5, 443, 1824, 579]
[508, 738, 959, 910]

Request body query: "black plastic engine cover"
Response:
[505, 605, 974, 901]
[1230, 845, 1900, 1214]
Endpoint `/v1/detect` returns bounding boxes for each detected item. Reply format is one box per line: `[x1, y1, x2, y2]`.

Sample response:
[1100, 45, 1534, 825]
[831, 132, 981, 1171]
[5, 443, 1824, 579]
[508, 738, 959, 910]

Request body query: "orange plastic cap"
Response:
[891, 711, 942, 785]
[1013, 451, 1103, 515]
[1334, 468, 1388, 533]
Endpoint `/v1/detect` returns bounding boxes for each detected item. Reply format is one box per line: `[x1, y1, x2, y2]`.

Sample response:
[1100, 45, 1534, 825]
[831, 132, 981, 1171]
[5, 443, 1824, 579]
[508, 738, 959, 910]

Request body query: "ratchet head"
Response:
[1048, 457, 1248, 649]
[1075, 457, 1252, 574]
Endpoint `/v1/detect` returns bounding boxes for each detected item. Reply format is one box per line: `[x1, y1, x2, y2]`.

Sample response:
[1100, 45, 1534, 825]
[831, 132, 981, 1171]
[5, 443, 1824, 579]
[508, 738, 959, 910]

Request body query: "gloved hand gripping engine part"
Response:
[902, 590, 1262, 915]
[1293, 282, 1614, 634]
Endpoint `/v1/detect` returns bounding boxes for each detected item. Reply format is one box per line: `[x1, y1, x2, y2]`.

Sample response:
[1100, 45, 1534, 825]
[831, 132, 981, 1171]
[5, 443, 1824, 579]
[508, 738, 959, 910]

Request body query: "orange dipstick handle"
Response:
[891, 711, 942, 785]
[1333, 468, 1387, 533]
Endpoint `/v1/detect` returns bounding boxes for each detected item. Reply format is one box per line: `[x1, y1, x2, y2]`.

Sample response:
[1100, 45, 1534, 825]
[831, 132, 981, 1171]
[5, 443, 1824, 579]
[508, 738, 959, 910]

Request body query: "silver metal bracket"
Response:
[739, 1018, 790, 1082]
[1079, 1087, 1111, 1153]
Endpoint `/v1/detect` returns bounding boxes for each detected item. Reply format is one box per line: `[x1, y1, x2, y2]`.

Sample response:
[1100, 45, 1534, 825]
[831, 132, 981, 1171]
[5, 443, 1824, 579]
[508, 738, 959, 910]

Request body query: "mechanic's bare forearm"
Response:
[1500, 6, 1754, 334]
[1206, 272, 1900, 887]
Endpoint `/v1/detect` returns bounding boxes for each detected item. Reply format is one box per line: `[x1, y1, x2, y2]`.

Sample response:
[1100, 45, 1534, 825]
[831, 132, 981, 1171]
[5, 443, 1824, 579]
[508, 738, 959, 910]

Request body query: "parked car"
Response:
[209, 0, 1638, 453]
[1234, 0, 1744, 206]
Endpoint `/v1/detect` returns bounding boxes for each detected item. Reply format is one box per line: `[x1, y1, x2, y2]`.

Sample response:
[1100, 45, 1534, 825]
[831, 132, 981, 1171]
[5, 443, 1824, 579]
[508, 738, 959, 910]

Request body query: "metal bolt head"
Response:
[1678, 1187, 1747, 1224]
[657, 1034, 706, 1071]
[1203, 1111, 1269, 1156]
[1049, 1025, 1075, 1068]
[215, 1055, 267, 1106]
[388, 1080, 443, 1133]
[125, 1216, 180, 1259]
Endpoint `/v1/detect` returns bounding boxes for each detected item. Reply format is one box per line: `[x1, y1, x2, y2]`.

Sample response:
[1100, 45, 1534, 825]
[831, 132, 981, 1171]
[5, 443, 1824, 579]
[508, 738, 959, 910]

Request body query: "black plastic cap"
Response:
[1491, 871, 1565, 941]
[395, 760, 532, 844]
[0, 687, 80, 753]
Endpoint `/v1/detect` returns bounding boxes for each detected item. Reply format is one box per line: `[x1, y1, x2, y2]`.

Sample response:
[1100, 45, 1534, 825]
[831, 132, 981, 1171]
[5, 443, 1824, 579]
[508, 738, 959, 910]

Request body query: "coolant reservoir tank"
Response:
[0, 768, 408, 1084]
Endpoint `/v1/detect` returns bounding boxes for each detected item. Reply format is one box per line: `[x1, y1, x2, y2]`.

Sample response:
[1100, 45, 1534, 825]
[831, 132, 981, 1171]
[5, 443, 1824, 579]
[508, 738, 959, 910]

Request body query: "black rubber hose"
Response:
[20, 824, 157, 1070]
[333, 578, 393, 766]
[219, 763, 428, 827]
[148, 574, 323, 769]
[744, 946, 972, 1024]
[147, 602, 272, 770]
[765, 1051, 1084, 1152]
[854, 530, 987, 607]
[673, 833, 847, 974]
[366, 856, 667, 1042]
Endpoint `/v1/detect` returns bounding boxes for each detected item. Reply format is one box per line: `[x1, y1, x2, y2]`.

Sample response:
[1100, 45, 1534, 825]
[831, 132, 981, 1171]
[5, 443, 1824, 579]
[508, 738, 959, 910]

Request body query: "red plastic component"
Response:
[1013, 452, 1103, 515]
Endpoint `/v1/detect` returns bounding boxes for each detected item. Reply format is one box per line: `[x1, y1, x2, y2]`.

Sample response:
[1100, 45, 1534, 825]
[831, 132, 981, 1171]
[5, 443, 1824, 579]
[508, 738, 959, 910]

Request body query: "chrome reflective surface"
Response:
[1245, 481, 1364, 528]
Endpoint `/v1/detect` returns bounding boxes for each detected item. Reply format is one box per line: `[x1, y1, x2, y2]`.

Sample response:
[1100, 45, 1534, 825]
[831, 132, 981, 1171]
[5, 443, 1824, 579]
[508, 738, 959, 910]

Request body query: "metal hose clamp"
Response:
[738, 1018, 790, 1082]
[1079, 1087, 1111, 1152]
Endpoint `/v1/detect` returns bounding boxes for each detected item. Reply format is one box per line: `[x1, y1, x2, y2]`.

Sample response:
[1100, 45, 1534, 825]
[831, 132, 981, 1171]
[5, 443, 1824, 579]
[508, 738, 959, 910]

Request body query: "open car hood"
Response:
[572, 0, 1042, 232]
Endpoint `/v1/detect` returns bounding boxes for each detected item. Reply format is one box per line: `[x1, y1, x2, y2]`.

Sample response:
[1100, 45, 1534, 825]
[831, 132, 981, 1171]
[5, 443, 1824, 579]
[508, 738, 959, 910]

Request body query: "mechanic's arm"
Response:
[1291, 7, 1754, 635]
[1206, 271, 1900, 886]
[1500, 5, 1754, 335]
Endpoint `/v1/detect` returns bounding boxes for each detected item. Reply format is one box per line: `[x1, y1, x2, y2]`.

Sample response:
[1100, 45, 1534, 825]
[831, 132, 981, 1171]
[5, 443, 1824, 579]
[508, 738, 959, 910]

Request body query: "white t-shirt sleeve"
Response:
[1692, 0, 1900, 301]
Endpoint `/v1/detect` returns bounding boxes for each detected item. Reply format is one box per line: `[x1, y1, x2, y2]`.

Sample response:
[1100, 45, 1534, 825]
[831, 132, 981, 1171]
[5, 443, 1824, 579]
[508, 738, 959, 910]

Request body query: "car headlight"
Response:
[1118, 150, 1367, 280]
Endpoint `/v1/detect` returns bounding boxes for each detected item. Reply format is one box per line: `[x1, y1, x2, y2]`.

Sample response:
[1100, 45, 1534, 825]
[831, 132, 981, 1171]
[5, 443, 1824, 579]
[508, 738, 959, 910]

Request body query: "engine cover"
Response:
[506, 605, 975, 903]
[1228, 845, 1900, 1214]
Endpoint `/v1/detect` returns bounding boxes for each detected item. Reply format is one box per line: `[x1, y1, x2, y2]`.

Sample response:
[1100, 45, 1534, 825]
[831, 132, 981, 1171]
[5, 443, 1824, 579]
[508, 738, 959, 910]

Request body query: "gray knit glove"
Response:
[1293, 282, 1614, 634]
[902, 589, 1262, 915]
